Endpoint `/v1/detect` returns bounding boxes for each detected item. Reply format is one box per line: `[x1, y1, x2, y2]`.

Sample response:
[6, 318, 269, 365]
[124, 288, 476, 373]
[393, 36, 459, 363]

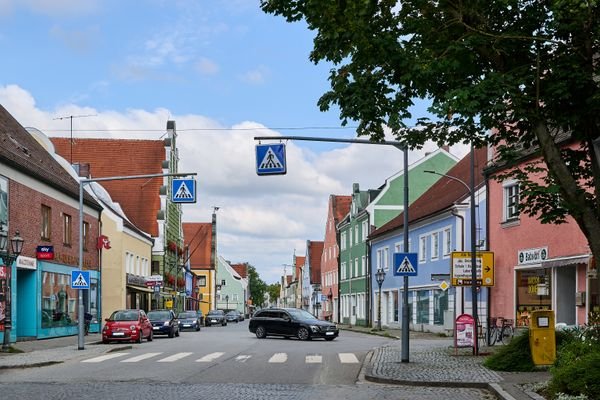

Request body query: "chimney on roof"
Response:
[352, 183, 360, 194]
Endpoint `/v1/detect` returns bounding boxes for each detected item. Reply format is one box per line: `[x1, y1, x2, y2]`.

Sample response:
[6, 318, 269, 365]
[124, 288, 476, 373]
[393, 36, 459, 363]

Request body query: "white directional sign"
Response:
[171, 179, 197, 203]
[393, 253, 418, 277]
[71, 270, 90, 289]
[256, 144, 287, 175]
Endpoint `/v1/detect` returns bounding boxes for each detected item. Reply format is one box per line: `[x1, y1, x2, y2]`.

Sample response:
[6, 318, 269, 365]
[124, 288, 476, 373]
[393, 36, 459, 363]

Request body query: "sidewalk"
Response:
[340, 324, 550, 400]
[0, 328, 551, 400]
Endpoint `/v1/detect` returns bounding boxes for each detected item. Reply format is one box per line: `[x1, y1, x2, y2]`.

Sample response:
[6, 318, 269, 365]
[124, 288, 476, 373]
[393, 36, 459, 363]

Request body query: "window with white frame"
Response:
[504, 182, 520, 221]
[384, 247, 390, 271]
[341, 262, 347, 280]
[361, 256, 366, 276]
[341, 231, 347, 250]
[431, 232, 439, 260]
[354, 258, 359, 276]
[419, 236, 427, 262]
[349, 228, 353, 246]
[443, 228, 452, 255]
[376, 248, 383, 270]
[362, 220, 368, 241]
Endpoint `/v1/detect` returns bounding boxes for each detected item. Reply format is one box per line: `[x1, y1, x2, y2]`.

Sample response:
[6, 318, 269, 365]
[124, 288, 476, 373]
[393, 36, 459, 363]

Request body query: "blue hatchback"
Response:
[147, 309, 180, 338]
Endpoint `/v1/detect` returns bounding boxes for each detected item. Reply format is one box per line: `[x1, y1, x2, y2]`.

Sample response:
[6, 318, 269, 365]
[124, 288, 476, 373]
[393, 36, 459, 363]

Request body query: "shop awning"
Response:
[542, 255, 589, 269]
[126, 284, 154, 293]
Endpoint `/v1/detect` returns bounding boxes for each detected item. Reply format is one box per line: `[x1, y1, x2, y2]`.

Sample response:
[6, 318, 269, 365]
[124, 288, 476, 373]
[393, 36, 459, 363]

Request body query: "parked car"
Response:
[205, 309, 227, 326]
[102, 309, 153, 344]
[147, 309, 179, 338]
[226, 310, 242, 323]
[177, 311, 202, 331]
[249, 307, 339, 341]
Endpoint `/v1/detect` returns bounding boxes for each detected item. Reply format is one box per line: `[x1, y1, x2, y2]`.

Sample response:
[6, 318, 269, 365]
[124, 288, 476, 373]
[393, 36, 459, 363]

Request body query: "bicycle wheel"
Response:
[500, 325, 514, 345]
[489, 327, 498, 346]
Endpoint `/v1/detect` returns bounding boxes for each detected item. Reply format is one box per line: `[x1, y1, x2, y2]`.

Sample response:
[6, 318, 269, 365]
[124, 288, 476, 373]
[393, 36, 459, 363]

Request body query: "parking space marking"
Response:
[196, 352, 225, 362]
[305, 354, 322, 363]
[121, 352, 163, 362]
[157, 352, 193, 362]
[82, 353, 129, 363]
[268, 353, 288, 363]
[338, 353, 359, 364]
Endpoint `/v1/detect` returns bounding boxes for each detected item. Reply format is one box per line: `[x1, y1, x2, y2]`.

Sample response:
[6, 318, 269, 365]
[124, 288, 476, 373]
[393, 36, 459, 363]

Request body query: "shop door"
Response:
[16, 269, 36, 338]
[555, 266, 576, 325]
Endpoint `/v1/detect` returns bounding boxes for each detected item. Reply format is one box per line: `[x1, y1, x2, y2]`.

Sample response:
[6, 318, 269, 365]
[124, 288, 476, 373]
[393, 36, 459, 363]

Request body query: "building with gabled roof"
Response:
[183, 222, 213, 316]
[302, 240, 324, 317]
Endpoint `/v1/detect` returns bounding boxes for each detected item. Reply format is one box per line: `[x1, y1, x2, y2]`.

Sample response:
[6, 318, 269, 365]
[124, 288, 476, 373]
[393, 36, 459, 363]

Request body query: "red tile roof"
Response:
[50, 137, 166, 236]
[231, 263, 248, 278]
[183, 222, 212, 270]
[333, 195, 352, 222]
[371, 146, 489, 238]
[307, 240, 324, 284]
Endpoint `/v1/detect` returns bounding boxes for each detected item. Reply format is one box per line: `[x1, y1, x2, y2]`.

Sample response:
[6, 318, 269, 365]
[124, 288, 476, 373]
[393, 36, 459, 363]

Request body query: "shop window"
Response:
[516, 269, 552, 326]
[416, 290, 429, 324]
[434, 289, 449, 325]
[393, 290, 399, 322]
[41, 271, 77, 329]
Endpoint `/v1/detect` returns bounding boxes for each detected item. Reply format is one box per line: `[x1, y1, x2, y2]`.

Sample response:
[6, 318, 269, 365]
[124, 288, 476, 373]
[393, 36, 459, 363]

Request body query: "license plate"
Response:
[211, 319, 217, 323]
[183, 324, 190, 327]
[153, 327, 159, 330]
[325, 332, 334, 335]
[112, 332, 125, 336]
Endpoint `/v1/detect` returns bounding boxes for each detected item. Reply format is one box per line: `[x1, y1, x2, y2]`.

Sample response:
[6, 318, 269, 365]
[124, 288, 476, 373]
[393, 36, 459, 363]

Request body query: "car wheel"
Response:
[196, 326, 200, 332]
[136, 331, 143, 344]
[255, 325, 267, 339]
[102, 339, 109, 344]
[297, 327, 311, 341]
[147, 330, 153, 342]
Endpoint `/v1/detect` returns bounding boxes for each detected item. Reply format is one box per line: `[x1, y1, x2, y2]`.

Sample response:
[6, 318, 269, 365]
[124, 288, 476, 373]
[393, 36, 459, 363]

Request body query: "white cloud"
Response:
[239, 66, 269, 85]
[195, 57, 219, 76]
[0, 84, 467, 284]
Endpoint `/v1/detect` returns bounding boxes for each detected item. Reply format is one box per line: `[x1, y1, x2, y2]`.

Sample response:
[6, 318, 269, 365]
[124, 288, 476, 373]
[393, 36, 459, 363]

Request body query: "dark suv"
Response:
[147, 309, 179, 338]
[249, 308, 338, 341]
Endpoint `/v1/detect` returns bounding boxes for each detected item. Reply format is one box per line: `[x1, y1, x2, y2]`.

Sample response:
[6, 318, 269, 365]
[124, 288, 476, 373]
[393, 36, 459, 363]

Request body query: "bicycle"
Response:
[488, 317, 514, 345]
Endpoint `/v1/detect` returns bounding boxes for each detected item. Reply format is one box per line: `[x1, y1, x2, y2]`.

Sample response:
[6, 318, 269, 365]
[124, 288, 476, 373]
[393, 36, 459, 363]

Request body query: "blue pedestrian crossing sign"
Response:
[71, 270, 90, 289]
[256, 143, 286, 176]
[171, 179, 197, 203]
[393, 253, 419, 276]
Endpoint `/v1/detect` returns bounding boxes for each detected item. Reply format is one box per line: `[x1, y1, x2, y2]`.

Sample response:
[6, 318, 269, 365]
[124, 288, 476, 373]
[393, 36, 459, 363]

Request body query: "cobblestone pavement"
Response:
[0, 382, 496, 400]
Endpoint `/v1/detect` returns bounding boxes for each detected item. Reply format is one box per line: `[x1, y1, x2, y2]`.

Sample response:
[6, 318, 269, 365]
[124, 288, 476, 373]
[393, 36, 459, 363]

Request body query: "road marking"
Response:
[121, 352, 163, 362]
[157, 352, 193, 362]
[196, 352, 225, 362]
[82, 353, 129, 363]
[338, 353, 359, 364]
[268, 353, 287, 363]
[305, 354, 322, 363]
[235, 355, 251, 363]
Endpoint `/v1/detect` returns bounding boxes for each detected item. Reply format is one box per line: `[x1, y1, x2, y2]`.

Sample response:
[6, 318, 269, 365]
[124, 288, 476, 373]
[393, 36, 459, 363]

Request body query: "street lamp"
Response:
[424, 146, 479, 355]
[1, 229, 24, 352]
[375, 268, 386, 331]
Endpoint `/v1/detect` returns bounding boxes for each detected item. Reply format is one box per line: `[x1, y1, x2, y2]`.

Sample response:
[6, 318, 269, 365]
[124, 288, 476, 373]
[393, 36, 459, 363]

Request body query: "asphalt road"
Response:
[0, 321, 495, 399]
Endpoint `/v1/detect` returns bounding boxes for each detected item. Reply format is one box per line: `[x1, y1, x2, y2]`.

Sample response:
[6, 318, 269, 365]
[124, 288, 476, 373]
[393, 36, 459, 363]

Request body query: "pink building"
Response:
[487, 147, 595, 327]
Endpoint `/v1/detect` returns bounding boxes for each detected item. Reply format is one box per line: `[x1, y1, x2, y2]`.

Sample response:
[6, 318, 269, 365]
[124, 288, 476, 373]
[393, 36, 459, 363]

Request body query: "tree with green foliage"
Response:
[248, 264, 267, 308]
[267, 283, 281, 306]
[261, 1, 600, 267]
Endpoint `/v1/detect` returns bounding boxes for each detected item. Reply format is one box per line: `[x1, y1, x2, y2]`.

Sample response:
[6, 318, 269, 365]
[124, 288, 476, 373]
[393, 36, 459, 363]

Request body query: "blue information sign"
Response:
[171, 179, 197, 203]
[71, 270, 90, 289]
[393, 253, 419, 277]
[256, 144, 287, 175]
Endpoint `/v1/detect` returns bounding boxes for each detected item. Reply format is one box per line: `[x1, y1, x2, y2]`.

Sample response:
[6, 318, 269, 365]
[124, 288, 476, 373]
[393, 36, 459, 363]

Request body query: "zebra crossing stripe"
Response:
[305, 355, 322, 363]
[268, 353, 287, 363]
[196, 352, 225, 362]
[338, 353, 359, 364]
[82, 353, 129, 363]
[235, 355, 251, 363]
[157, 352, 193, 362]
[122, 352, 163, 362]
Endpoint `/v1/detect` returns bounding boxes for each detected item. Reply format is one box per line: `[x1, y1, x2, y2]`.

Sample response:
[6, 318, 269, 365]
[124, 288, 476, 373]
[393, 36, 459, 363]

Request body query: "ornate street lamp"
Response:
[375, 268, 386, 331]
[1, 229, 24, 352]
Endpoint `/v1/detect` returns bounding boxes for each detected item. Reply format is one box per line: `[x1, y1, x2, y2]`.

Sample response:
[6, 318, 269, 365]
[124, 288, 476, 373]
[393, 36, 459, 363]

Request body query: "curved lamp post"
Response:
[375, 268, 386, 331]
[1, 229, 24, 352]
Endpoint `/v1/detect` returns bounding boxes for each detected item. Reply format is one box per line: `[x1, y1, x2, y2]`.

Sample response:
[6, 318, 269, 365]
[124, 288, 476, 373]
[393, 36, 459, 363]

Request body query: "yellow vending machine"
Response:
[529, 310, 556, 366]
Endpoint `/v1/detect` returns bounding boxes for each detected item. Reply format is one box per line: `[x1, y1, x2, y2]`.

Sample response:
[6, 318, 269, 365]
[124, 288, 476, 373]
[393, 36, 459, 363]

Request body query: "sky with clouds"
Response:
[0, 1, 468, 284]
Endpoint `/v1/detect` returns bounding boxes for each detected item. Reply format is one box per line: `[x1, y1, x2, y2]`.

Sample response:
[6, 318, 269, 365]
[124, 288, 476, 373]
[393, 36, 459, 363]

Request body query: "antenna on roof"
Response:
[53, 114, 97, 164]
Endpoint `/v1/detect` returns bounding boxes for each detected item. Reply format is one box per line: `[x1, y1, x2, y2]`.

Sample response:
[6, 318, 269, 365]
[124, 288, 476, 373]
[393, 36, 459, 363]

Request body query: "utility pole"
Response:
[53, 114, 96, 164]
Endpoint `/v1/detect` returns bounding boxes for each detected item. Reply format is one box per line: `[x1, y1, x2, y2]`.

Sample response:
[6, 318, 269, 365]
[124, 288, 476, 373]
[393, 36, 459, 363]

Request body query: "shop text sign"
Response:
[451, 251, 495, 287]
[518, 247, 548, 265]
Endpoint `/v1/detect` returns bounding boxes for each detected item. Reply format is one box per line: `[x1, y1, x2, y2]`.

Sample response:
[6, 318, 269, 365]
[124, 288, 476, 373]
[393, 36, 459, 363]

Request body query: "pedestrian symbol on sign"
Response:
[71, 270, 90, 289]
[393, 253, 418, 277]
[174, 181, 193, 200]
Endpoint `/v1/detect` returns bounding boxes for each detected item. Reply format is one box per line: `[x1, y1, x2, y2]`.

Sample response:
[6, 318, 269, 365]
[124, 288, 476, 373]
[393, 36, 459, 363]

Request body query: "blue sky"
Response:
[0, 1, 465, 285]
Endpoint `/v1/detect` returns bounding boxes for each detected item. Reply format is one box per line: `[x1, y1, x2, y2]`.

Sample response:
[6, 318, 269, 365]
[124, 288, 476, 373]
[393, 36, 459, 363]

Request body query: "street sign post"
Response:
[451, 251, 495, 286]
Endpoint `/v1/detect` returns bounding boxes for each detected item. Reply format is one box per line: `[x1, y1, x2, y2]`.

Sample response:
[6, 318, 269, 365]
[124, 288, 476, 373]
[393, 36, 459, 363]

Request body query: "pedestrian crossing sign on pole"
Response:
[171, 179, 197, 203]
[393, 253, 418, 277]
[71, 270, 90, 289]
[256, 143, 287, 175]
